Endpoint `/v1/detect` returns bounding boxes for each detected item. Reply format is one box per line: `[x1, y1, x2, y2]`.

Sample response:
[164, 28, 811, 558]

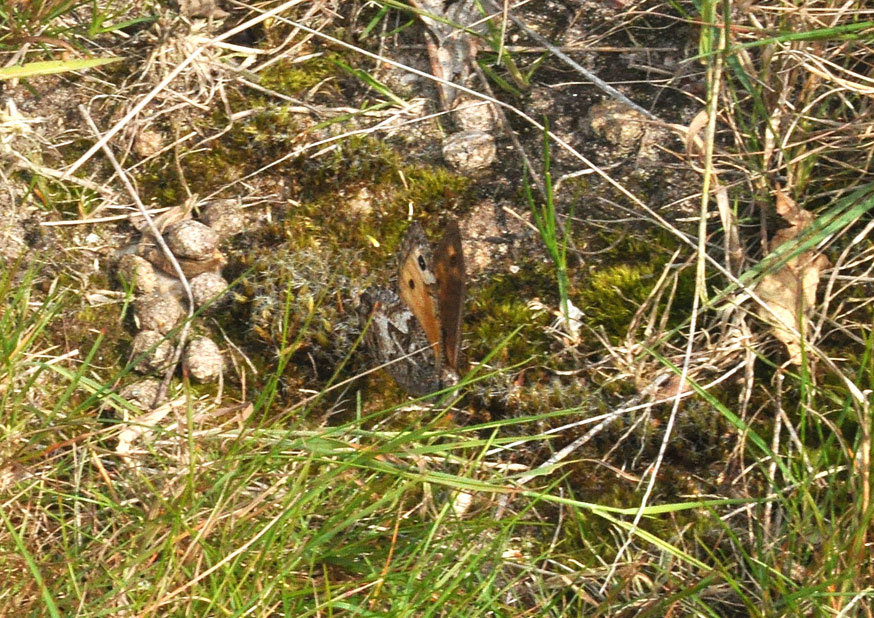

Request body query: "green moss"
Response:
[469, 271, 552, 366]
[296, 135, 398, 201]
[238, 244, 366, 397]
[460, 262, 611, 416]
[399, 166, 471, 211]
[269, 137, 472, 257]
[135, 160, 182, 206]
[64, 301, 127, 372]
[581, 263, 655, 335]
[259, 54, 344, 96]
[578, 232, 695, 341]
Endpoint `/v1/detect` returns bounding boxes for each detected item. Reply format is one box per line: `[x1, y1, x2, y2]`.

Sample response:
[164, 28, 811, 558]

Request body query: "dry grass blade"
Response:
[3, 0, 874, 615]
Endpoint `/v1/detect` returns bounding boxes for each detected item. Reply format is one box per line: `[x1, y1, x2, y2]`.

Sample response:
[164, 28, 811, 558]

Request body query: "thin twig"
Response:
[78, 105, 194, 408]
[480, 0, 660, 121]
[63, 0, 308, 179]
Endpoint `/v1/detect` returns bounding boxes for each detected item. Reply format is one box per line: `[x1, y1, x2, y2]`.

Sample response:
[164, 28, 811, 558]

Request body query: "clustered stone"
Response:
[444, 94, 497, 172]
[121, 199, 244, 398]
[130, 329, 174, 374]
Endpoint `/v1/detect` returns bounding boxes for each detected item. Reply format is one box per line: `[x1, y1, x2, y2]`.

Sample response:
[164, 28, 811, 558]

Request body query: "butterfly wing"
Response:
[397, 222, 443, 363]
[359, 287, 441, 396]
[434, 220, 465, 372]
[360, 221, 465, 396]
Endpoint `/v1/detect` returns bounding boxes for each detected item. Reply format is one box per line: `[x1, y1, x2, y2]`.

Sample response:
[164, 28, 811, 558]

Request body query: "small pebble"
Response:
[130, 330, 174, 374]
[135, 293, 185, 334]
[118, 378, 161, 410]
[133, 128, 164, 158]
[165, 220, 220, 261]
[118, 254, 158, 295]
[442, 131, 496, 171]
[183, 337, 223, 383]
[190, 271, 229, 309]
[179, 0, 229, 18]
[201, 199, 245, 239]
[141, 244, 226, 278]
[345, 187, 375, 217]
[588, 101, 646, 152]
[452, 95, 497, 133]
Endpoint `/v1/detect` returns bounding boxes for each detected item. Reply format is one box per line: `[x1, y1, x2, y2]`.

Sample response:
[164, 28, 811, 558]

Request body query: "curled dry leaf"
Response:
[115, 401, 176, 461]
[755, 189, 830, 364]
[683, 110, 741, 269]
[684, 109, 709, 160]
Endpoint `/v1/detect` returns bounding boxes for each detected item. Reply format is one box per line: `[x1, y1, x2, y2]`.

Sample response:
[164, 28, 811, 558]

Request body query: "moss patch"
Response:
[579, 232, 695, 341]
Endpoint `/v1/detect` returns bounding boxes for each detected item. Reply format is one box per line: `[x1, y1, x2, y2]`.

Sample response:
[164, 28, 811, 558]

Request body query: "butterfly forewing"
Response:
[397, 223, 443, 363]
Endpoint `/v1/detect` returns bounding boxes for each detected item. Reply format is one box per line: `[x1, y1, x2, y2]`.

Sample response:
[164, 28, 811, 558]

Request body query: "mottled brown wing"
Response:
[434, 220, 465, 372]
[359, 287, 441, 396]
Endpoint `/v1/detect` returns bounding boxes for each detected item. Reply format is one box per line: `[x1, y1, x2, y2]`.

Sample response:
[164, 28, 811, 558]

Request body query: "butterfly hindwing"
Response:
[434, 220, 465, 372]
[359, 288, 441, 396]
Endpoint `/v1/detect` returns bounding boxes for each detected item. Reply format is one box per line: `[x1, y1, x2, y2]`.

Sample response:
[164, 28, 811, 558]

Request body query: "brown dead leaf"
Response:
[755, 189, 830, 364]
[115, 398, 183, 463]
[683, 110, 742, 270]
[684, 109, 709, 159]
[774, 188, 814, 230]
